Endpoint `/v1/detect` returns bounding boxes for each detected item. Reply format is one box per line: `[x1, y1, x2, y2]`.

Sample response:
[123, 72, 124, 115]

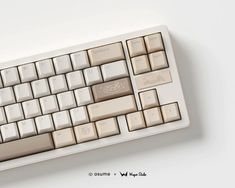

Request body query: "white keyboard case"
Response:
[0, 25, 189, 171]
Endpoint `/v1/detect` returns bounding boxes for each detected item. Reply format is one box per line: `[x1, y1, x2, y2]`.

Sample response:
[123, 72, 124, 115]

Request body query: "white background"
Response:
[0, 0, 232, 187]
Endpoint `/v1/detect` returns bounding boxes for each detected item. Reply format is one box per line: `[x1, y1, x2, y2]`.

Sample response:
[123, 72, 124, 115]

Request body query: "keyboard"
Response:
[0, 25, 189, 171]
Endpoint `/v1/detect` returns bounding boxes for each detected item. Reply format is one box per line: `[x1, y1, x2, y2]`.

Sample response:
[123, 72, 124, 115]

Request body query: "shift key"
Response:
[0, 133, 54, 162]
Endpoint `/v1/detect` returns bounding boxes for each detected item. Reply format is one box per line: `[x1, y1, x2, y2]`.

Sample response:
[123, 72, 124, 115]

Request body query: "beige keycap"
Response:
[161, 103, 181, 123]
[0, 133, 54, 162]
[126, 111, 146, 131]
[144, 33, 164, 53]
[144, 107, 163, 127]
[127, 37, 146, 57]
[131, 55, 150, 74]
[96, 118, 119, 138]
[87, 95, 137, 121]
[74, 123, 98, 143]
[139, 89, 159, 109]
[149, 51, 168, 70]
[135, 70, 172, 90]
[52, 128, 76, 148]
[92, 78, 133, 102]
[88, 43, 125, 66]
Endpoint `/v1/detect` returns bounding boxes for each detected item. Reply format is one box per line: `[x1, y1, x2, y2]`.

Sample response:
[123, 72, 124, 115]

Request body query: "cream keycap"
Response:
[5, 103, 24, 123]
[1, 123, 19, 142]
[0, 107, 6, 125]
[101, 60, 129, 81]
[1, 67, 20, 86]
[161, 103, 181, 123]
[49, 75, 68, 94]
[87, 95, 137, 121]
[70, 51, 90, 70]
[31, 79, 50, 98]
[84, 66, 102, 85]
[66, 70, 85, 90]
[74, 123, 98, 143]
[53, 55, 72, 74]
[40, 95, 59, 114]
[131, 55, 150, 74]
[18, 119, 37, 138]
[0, 87, 15, 106]
[149, 51, 168, 70]
[74, 87, 94, 106]
[36, 59, 55, 78]
[92, 78, 133, 102]
[96, 118, 119, 138]
[126, 111, 146, 131]
[127, 37, 146, 57]
[14, 83, 33, 102]
[0, 77, 2, 88]
[53, 110, 72, 130]
[57, 91, 76, 110]
[144, 107, 163, 127]
[135, 69, 172, 90]
[52, 128, 76, 148]
[0, 133, 54, 162]
[139, 89, 159, 109]
[144, 33, 164, 53]
[88, 43, 125, 66]
[18, 63, 38, 82]
[22, 99, 41, 118]
[35, 115, 54, 134]
[70, 106, 89, 125]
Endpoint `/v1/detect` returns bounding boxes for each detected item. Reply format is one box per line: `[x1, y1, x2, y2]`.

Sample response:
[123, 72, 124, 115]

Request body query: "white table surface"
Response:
[0, 0, 232, 187]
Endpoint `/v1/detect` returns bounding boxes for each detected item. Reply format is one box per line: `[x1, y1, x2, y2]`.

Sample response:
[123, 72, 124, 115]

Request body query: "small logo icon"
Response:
[119, 172, 128, 176]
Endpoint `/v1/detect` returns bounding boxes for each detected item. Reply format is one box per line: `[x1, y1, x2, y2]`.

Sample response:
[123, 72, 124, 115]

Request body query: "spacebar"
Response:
[0, 133, 54, 162]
